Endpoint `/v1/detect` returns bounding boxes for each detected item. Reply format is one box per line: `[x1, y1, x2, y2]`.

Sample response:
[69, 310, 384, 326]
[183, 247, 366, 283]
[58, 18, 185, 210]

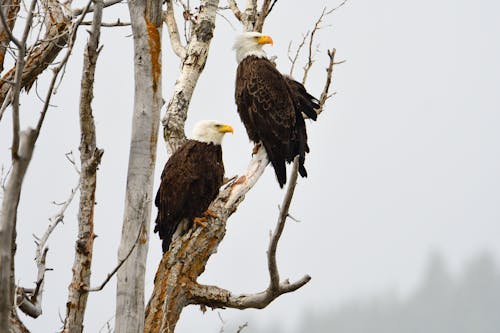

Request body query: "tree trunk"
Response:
[0, 130, 37, 333]
[61, 0, 103, 331]
[114, 0, 162, 331]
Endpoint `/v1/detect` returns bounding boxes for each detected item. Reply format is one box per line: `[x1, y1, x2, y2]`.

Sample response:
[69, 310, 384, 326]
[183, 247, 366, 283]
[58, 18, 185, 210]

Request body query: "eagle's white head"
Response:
[192, 120, 234, 145]
[233, 31, 274, 64]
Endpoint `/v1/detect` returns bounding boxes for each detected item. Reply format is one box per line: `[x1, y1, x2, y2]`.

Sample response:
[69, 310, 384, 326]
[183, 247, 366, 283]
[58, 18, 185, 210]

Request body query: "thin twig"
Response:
[288, 32, 308, 77]
[16, 176, 80, 318]
[317, 48, 341, 114]
[35, 0, 94, 134]
[81, 19, 130, 27]
[10, 0, 37, 158]
[85, 219, 145, 292]
[268, 157, 300, 289]
[264, 0, 277, 18]
[72, 0, 123, 16]
[236, 322, 249, 333]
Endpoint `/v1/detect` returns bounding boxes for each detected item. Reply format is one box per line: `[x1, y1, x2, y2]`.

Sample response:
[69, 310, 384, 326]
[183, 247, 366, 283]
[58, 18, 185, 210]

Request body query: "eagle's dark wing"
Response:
[283, 76, 320, 177]
[284, 76, 319, 121]
[154, 140, 224, 252]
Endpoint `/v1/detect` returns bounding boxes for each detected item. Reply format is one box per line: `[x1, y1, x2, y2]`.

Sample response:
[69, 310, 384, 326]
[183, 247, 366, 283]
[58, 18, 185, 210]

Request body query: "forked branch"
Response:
[16, 178, 80, 318]
[163, 0, 186, 59]
[190, 157, 311, 310]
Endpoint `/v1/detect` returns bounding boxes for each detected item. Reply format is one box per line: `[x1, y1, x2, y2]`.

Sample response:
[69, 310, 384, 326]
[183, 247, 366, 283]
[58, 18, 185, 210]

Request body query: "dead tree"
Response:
[144, 1, 340, 331]
[0, 0, 342, 332]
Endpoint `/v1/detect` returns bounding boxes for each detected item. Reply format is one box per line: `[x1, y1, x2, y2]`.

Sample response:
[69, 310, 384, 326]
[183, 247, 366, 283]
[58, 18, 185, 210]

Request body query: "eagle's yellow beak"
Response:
[257, 35, 274, 46]
[218, 124, 234, 134]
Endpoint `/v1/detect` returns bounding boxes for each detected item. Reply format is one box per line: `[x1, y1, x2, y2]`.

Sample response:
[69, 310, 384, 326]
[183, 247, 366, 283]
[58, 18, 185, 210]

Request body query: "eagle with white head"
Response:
[233, 32, 319, 188]
[154, 120, 233, 252]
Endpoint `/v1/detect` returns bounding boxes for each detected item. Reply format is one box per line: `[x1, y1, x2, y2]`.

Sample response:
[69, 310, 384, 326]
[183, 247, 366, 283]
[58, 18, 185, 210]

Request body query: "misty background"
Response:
[1, 0, 499, 332]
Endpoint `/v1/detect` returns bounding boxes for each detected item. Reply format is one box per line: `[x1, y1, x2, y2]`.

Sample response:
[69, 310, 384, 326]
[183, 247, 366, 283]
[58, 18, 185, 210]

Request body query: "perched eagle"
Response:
[154, 120, 233, 252]
[233, 32, 319, 188]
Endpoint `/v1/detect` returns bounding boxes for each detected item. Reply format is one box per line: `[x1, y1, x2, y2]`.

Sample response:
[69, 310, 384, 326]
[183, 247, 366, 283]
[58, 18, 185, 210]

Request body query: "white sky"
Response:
[1, 0, 499, 332]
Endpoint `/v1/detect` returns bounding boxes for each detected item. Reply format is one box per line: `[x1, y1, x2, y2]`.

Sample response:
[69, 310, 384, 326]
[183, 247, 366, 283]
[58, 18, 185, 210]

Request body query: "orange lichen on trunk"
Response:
[145, 18, 161, 92]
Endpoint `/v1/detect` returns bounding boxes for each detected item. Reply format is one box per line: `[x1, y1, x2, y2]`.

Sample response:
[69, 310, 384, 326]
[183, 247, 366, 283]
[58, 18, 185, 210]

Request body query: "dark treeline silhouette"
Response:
[236, 252, 500, 333]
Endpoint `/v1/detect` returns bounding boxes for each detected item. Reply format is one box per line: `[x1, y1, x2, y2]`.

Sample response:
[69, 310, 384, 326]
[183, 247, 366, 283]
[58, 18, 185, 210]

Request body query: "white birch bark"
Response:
[162, 0, 221, 153]
[114, 0, 162, 331]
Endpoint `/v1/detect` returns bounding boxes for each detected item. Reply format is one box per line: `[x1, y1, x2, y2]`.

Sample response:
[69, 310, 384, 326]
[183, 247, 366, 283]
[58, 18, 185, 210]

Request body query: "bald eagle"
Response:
[154, 120, 233, 252]
[233, 32, 319, 188]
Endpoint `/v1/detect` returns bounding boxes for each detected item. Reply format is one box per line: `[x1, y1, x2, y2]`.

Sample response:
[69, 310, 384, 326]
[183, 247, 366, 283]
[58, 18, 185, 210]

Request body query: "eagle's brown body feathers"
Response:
[154, 140, 224, 252]
[235, 55, 319, 187]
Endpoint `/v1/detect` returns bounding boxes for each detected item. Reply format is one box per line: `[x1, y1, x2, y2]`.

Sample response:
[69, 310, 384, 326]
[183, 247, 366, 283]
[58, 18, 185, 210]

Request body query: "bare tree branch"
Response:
[10, 0, 37, 159]
[0, 0, 51, 328]
[288, 32, 309, 77]
[254, 0, 275, 33]
[72, 0, 123, 16]
[0, 0, 88, 320]
[16, 178, 79, 318]
[146, 3, 340, 331]
[162, 0, 221, 153]
[85, 219, 144, 293]
[0, 2, 22, 49]
[62, 0, 104, 330]
[114, 0, 163, 330]
[226, 0, 242, 21]
[0, 128, 38, 333]
[190, 273, 311, 310]
[188, 157, 311, 310]
[81, 20, 130, 27]
[163, 0, 186, 59]
[0, 0, 72, 107]
[0, 0, 21, 73]
[318, 48, 340, 115]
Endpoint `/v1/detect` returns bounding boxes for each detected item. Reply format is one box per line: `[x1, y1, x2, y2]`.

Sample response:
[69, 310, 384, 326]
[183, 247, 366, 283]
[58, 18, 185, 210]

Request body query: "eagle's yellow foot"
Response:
[252, 143, 262, 155]
[203, 209, 218, 219]
[193, 216, 207, 228]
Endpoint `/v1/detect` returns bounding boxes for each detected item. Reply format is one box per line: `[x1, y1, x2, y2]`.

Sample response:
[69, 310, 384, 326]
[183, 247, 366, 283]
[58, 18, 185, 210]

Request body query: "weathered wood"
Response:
[144, 148, 269, 332]
[61, 0, 104, 331]
[161, 0, 221, 153]
[0, 0, 20, 73]
[0, 0, 70, 107]
[0, 129, 37, 333]
[114, 0, 162, 331]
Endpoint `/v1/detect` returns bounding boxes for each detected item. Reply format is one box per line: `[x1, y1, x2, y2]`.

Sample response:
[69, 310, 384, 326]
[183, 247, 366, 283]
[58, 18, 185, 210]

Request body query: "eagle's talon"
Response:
[193, 216, 207, 228]
[204, 209, 218, 219]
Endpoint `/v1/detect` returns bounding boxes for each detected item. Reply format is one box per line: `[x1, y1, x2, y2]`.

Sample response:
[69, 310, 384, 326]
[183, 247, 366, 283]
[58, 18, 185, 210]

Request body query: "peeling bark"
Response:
[145, 2, 339, 330]
[9, 310, 30, 333]
[0, 0, 70, 106]
[61, 0, 104, 331]
[161, 0, 220, 153]
[144, 149, 272, 332]
[0, 0, 20, 73]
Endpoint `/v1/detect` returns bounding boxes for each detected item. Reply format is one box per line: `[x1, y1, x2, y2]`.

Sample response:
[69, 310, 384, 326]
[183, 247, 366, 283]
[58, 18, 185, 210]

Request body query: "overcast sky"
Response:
[1, 0, 499, 332]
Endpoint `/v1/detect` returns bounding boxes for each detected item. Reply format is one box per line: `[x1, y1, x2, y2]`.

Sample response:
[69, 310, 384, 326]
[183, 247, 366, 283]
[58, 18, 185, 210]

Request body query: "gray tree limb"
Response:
[114, 0, 163, 331]
[61, 0, 104, 330]
[0, 129, 37, 333]
[161, 0, 221, 153]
